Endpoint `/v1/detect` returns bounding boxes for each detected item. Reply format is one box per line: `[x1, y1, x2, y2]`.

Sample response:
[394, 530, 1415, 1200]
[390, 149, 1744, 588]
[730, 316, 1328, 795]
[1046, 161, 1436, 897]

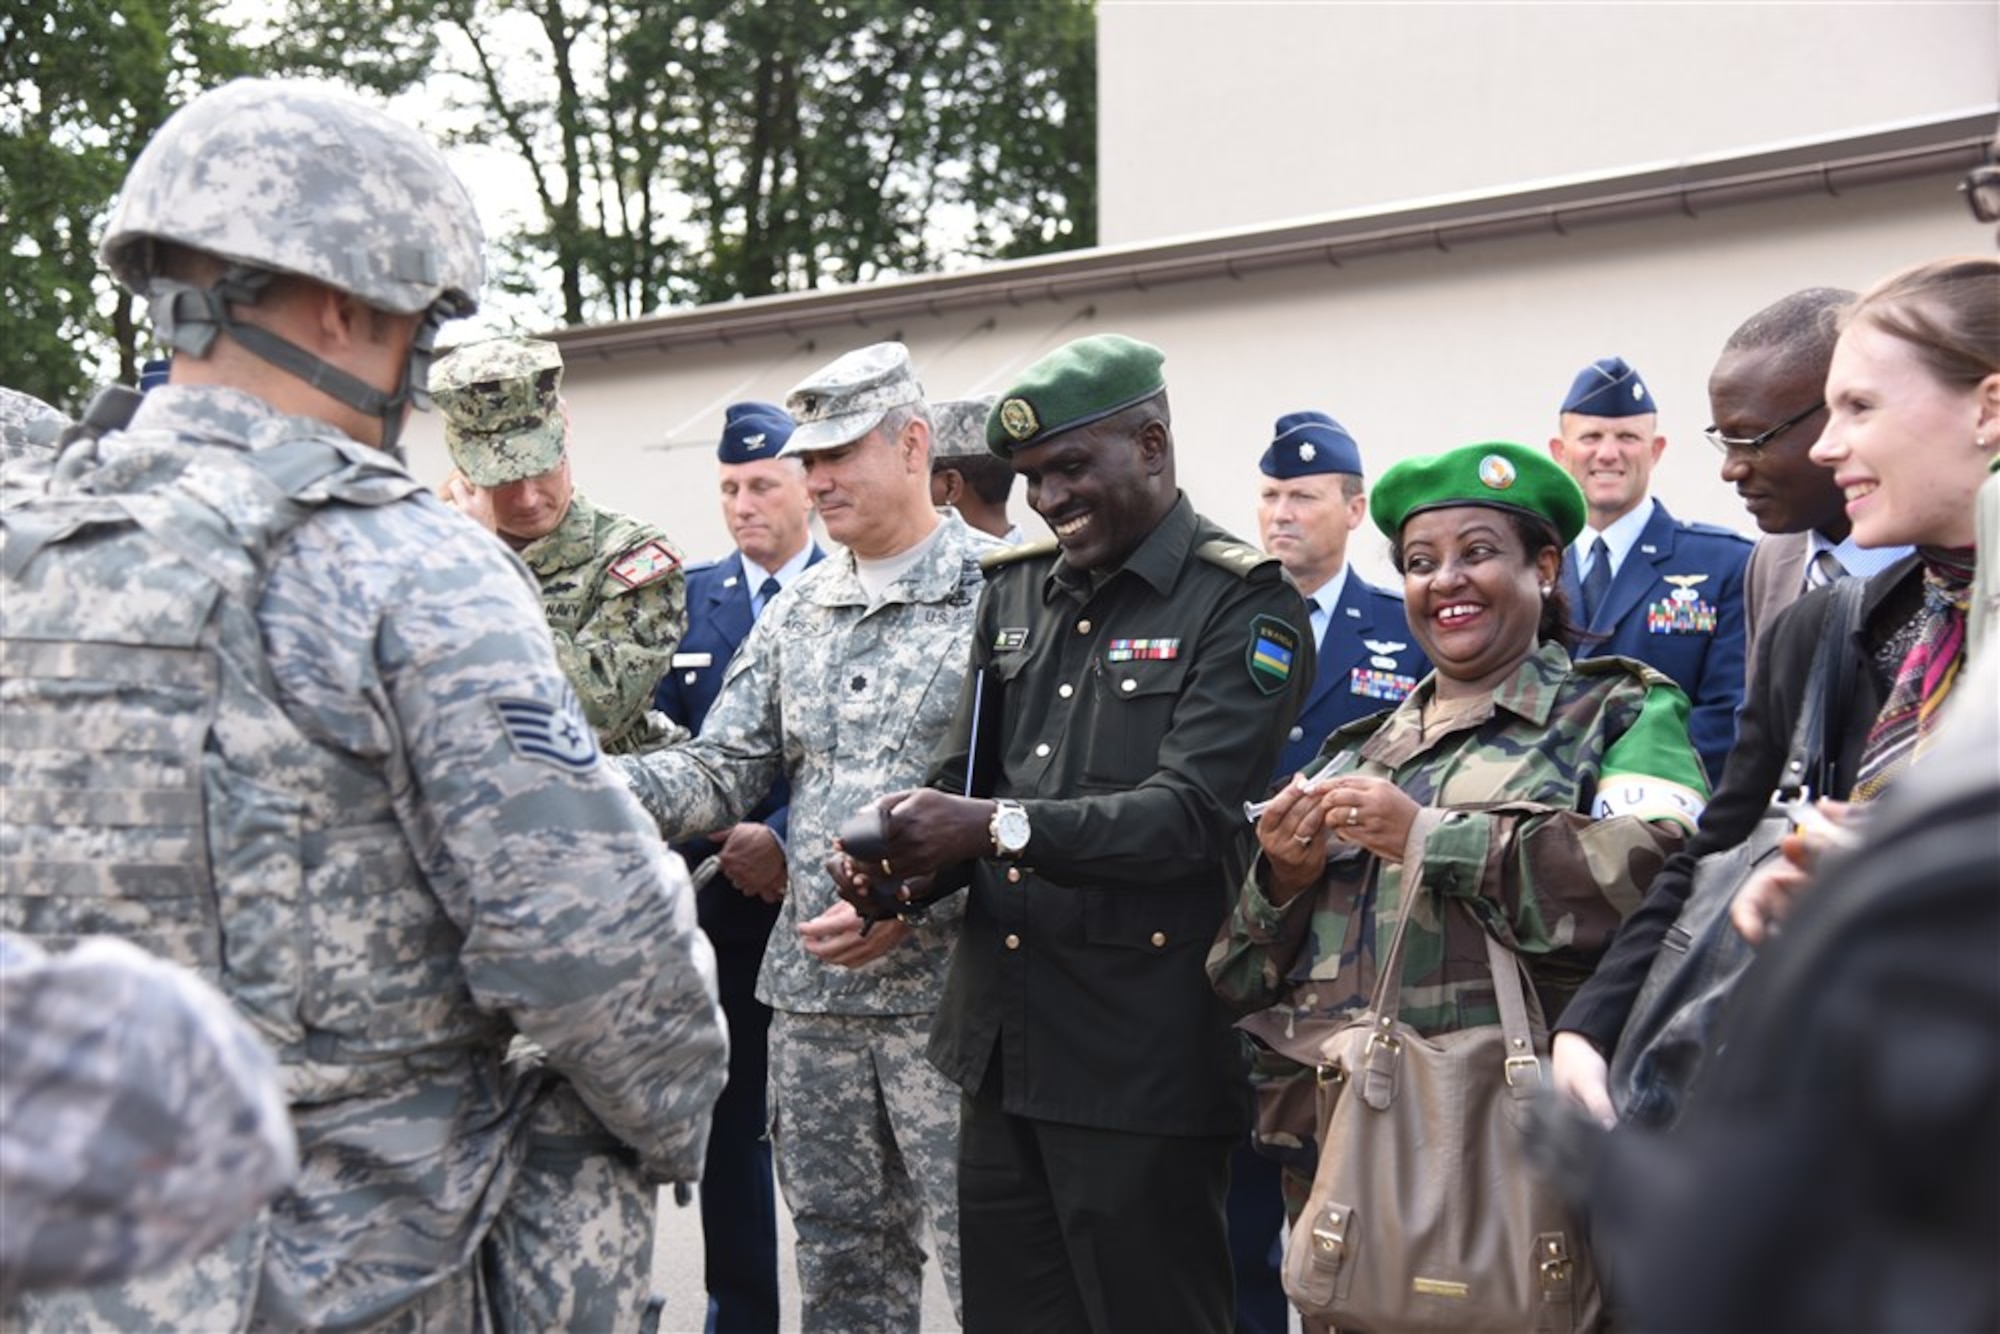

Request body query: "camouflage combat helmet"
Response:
[96, 79, 486, 458]
[100, 78, 483, 318]
[432, 338, 567, 486]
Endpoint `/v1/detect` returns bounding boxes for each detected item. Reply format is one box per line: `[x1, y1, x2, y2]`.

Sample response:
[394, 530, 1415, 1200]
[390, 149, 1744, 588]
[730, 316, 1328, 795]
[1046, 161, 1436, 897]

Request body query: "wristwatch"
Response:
[989, 800, 1031, 859]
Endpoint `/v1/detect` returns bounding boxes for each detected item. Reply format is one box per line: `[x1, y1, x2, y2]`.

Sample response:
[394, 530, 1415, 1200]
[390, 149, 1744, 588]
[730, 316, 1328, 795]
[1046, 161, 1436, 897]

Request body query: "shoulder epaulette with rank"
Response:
[1678, 519, 1755, 545]
[1571, 653, 1678, 693]
[1195, 538, 1282, 582]
[979, 537, 1059, 574]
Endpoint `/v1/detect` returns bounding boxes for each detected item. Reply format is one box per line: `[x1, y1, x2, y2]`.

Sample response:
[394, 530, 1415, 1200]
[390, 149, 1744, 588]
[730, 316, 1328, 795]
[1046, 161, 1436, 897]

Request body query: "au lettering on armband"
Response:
[1593, 776, 1705, 831]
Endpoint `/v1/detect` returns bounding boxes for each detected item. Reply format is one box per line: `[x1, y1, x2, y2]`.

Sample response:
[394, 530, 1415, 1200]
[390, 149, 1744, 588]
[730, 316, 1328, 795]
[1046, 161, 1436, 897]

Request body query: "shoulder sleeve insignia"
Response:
[492, 693, 600, 772]
[1247, 614, 1301, 694]
[607, 538, 682, 590]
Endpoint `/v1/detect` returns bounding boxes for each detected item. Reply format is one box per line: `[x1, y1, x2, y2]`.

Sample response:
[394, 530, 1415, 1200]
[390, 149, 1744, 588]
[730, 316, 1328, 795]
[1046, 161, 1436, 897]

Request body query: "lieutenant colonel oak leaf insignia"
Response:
[493, 693, 600, 772]
[1246, 614, 1301, 695]
[608, 539, 682, 589]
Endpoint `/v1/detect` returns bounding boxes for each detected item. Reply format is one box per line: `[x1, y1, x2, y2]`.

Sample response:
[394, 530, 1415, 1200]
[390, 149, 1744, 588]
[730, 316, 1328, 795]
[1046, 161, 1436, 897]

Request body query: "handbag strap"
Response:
[1779, 575, 1869, 801]
[1359, 810, 1543, 1105]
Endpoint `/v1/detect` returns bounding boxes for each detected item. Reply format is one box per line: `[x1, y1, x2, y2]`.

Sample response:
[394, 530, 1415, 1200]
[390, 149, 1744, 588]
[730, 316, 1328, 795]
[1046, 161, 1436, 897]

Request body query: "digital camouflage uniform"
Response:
[621, 509, 1001, 1331]
[516, 490, 685, 753]
[1208, 642, 1707, 1218]
[0, 388, 68, 466]
[431, 337, 686, 756]
[0, 933, 296, 1299]
[1, 384, 727, 1332]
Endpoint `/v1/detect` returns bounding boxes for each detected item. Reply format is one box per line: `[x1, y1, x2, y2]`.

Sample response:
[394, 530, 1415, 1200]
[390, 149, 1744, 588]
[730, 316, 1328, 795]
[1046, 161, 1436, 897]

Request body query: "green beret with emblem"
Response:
[1370, 441, 1586, 546]
[985, 333, 1166, 458]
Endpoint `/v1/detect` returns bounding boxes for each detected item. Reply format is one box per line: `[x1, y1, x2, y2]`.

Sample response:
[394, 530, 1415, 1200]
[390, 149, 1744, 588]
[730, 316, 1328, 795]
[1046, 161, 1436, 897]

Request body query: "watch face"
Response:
[996, 806, 1031, 852]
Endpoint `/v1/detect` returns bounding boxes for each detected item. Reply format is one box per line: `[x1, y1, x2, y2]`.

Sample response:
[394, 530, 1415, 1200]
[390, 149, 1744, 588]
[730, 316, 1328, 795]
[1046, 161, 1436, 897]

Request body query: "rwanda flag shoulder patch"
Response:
[1246, 614, 1301, 695]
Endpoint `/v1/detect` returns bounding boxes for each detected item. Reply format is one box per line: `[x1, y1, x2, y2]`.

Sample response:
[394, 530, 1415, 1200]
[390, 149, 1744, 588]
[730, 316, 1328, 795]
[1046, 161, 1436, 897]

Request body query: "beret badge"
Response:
[1478, 454, 1517, 490]
[999, 397, 1040, 442]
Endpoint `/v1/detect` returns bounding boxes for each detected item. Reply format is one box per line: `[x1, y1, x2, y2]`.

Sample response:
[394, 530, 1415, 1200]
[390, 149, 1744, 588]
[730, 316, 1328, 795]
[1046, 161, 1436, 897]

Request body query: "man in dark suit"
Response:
[1228, 409, 1428, 1334]
[1706, 289, 1910, 682]
[1550, 356, 1751, 784]
[652, 401, 821, 1334]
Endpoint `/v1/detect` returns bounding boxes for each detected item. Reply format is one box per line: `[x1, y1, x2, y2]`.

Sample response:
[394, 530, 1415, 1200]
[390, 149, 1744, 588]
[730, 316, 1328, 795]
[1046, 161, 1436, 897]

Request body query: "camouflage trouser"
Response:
[484, 1081, 655, 1334]
[769, 1010, 962, 1332]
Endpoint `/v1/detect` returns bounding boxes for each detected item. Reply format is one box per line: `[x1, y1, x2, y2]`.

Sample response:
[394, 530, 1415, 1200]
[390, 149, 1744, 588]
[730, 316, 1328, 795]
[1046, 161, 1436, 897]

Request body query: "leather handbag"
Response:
[1609, 576, 1867, 1129]
[1283, 836, 1603, 1333]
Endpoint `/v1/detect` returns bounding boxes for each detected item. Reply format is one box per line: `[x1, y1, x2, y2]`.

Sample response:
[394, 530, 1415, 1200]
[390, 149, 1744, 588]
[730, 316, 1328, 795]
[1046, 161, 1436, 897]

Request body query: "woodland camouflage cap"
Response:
[100, 78, 484, 317]
[431, 338, 567, 485]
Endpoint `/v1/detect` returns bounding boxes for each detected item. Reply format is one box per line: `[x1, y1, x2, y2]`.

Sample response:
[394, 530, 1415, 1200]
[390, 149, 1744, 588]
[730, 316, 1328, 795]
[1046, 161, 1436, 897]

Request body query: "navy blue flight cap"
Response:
[1560, 356, 1657, 418]
[1259, 410, 1363, 479]
[717, 401, 795, 463]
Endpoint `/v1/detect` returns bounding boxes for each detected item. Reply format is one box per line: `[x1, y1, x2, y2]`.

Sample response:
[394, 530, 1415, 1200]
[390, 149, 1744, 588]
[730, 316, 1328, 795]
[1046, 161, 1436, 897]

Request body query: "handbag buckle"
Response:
[1503, 1054, 1542, 1088]
[1312, 1207, 1348, 1258]
[1364, 1031, 1401, 1058]
[1317, 1059, 1347, 1087]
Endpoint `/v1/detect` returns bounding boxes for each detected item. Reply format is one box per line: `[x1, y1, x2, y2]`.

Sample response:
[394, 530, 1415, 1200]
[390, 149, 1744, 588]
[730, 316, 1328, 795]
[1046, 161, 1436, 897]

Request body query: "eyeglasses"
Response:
[1961, 163, 2000, 225]
[1702, 400, 1825, 456]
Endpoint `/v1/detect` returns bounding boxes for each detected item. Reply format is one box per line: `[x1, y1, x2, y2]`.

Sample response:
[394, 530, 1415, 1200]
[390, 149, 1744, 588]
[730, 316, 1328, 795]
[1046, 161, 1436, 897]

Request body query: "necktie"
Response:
[1581, 537, 1613, 624]
[753, 576, 782, 618]
[1805, 549, 1844, 590]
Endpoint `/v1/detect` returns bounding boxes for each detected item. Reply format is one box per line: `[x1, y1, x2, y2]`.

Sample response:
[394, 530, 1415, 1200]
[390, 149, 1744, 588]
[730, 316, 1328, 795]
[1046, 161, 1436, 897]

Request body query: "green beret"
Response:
[985, 333, 1166, 458]
[1371, 441, 1587, 546]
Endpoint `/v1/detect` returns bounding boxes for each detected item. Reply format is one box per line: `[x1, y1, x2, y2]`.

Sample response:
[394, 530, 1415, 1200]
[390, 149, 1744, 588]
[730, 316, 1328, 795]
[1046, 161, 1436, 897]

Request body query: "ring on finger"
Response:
[1347, 806, 1361, 826]
[1294, 833, 1314, 846]
[880, 858, 895, 877]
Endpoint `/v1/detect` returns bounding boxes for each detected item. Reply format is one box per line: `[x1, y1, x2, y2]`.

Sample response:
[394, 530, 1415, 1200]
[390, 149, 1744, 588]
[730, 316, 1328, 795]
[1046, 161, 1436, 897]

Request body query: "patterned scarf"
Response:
[1851, 547, 1976, 800]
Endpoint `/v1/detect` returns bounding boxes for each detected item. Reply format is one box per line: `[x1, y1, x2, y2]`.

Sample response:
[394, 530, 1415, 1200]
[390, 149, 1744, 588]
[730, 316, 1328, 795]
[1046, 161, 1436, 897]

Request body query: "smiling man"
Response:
[842, 334, 1313, 1332]
[1550, 355, 1751, 783]
[1708, 289, 1911, 679]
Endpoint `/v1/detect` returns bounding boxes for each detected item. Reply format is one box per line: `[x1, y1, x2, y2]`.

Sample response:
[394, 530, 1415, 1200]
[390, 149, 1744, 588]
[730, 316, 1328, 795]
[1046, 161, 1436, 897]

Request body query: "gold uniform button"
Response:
[1006, 867, 1022, 884]
[1120, 678, 1137, 693]
[1150, 931, 1168, 947]
[1004, 933, 1022, 950]
[1076, 619, 1092, 634]
[1058, 683, 1073, 699]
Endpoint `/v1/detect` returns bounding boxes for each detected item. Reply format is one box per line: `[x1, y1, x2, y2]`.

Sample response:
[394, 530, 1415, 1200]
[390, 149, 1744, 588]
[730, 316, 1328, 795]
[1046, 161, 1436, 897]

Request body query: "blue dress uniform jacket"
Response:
[926, 496, 1313, 1136]
[1275, 572, 1428, 782]
[653, 547, 825, 944]
[1560, 500, 1750, 784]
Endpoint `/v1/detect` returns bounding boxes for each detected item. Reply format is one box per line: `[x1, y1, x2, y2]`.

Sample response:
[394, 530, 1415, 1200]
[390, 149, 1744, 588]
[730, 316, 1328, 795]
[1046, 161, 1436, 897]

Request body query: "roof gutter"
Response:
[549, 107, 1998, 362]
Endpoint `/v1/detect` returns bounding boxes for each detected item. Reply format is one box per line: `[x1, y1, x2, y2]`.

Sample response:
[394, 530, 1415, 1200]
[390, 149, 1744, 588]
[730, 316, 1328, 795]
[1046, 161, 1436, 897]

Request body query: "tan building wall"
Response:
[1098, 0, 1997, 242]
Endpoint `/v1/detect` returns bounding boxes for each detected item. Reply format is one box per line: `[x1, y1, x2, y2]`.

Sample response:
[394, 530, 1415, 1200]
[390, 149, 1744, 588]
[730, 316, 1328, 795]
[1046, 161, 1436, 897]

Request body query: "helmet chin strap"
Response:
[147, 268, 451, 461]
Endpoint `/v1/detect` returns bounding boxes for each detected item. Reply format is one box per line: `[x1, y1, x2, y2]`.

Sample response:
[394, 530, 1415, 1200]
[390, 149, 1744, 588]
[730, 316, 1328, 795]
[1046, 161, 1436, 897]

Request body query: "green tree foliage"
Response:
[0, 2, 261, 411]
[3, 0, 1097, 407]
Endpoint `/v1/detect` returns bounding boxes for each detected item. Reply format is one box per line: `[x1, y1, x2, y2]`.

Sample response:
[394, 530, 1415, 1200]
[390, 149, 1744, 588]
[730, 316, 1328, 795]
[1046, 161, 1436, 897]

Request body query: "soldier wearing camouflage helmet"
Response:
[433, 336, 687, 754]
[929, 393, 1023, 543]
[0, 78, 726, 1330]
[621, 341, 1000, 1331]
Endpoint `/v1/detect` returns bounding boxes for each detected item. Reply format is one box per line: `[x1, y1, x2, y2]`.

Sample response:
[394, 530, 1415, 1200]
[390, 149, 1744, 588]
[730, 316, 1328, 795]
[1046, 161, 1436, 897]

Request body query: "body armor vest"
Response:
[1, 428, 505, 1089]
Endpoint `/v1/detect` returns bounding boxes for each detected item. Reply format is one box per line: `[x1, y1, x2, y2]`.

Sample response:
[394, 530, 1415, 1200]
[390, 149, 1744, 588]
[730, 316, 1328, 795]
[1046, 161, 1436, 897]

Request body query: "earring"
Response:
[1540, 583, 1553, 595]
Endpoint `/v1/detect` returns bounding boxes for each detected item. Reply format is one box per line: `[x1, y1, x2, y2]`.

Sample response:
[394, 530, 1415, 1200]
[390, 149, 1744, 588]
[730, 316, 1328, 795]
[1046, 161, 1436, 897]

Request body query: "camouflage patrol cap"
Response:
[0, 386, 72, 464]
[431, 337, 567, 486]
[781, 342, 924, 455]
[100, 78, 484, 317]
[929, 395, 999, 463]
